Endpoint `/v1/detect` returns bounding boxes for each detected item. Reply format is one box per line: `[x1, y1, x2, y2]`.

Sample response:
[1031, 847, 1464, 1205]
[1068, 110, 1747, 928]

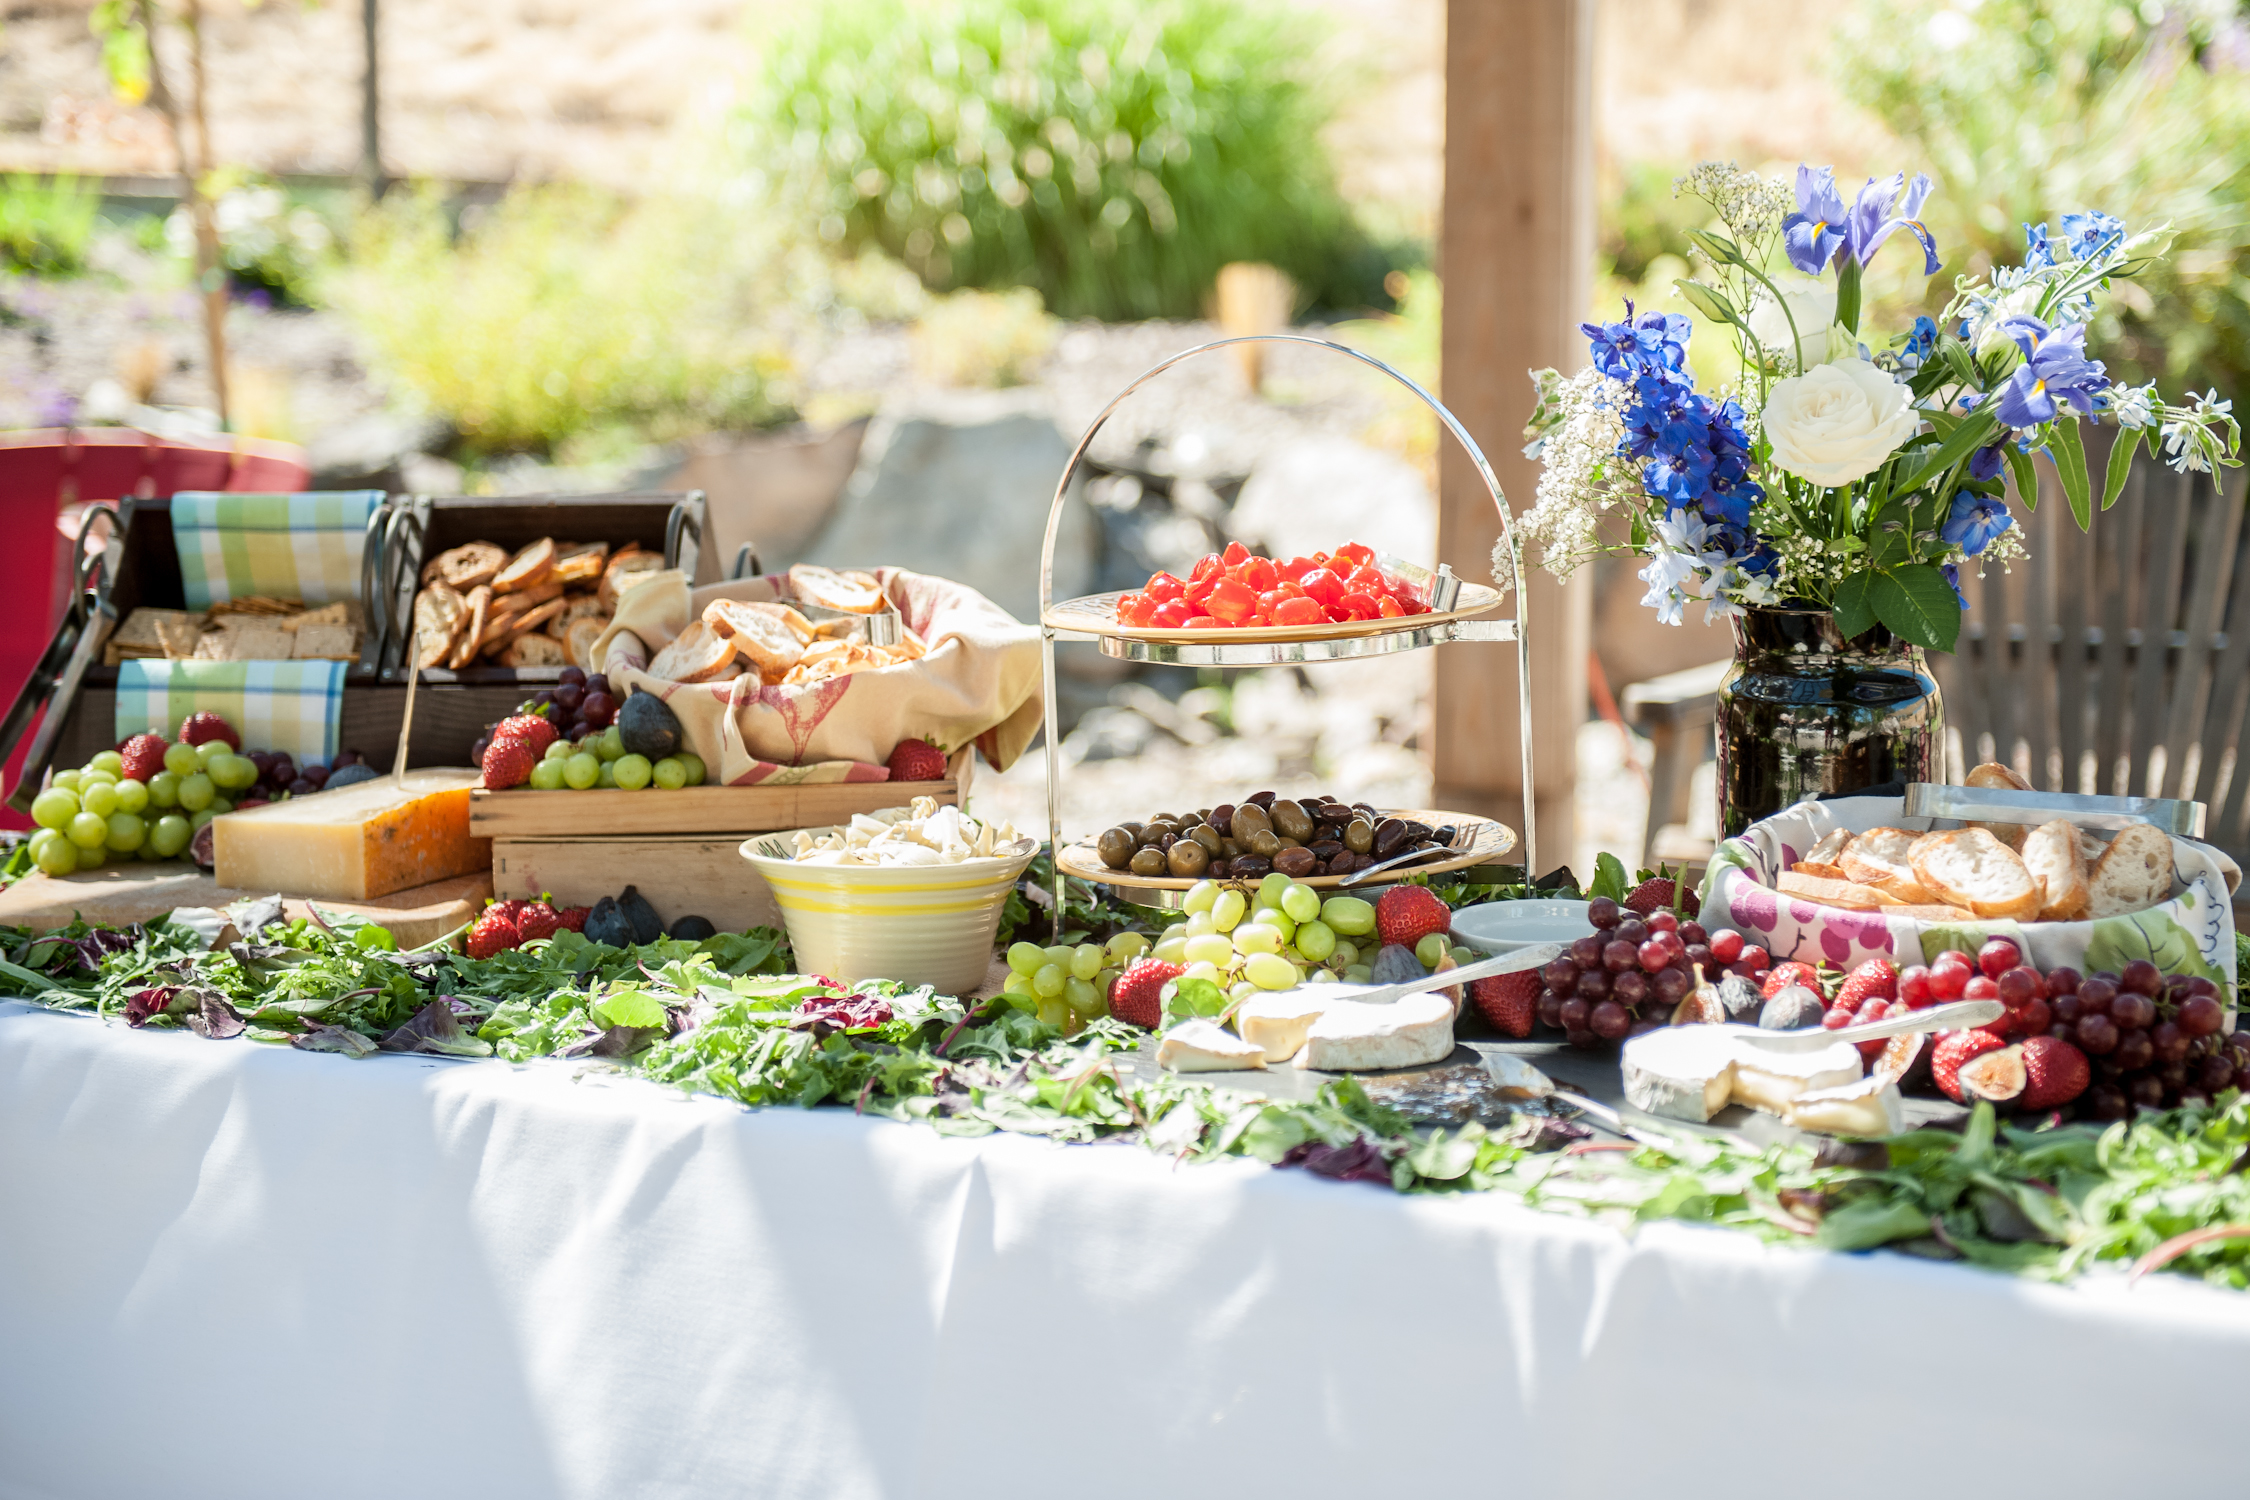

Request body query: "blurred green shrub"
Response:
[743, 0, 1392, 320]
[0, 174, 99, 276]
[1841, 0, 2250, 399]
[169, 175, 336, 306]
[911, 286, 1056, 385]
[327, 186, 794, 455]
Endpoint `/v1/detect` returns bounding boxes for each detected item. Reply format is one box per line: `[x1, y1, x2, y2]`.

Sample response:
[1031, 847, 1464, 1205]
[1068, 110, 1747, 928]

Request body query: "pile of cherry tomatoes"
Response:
[1115, 542, 1430, 630]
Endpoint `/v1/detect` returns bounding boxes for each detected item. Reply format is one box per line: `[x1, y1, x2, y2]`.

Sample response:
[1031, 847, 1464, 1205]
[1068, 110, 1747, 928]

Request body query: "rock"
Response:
[645, 420, 869, 584]
[306, 411, 451, 491]
[617, 691, 683, 761]
[797, 394, 1095, 625]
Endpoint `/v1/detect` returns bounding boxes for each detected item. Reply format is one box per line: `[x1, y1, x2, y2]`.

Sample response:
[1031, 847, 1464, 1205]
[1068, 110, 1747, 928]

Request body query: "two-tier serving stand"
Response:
[1034, 334, 1539, 936]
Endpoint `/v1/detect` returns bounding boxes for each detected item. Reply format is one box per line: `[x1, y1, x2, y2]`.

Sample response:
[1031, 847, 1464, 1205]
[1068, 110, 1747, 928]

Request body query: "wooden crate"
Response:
[469, 776, 961, 837]
[491, 836, 782, 933]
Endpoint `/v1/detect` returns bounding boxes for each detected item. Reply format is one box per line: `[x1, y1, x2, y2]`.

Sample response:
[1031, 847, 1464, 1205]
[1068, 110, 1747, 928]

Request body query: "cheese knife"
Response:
[1315, 941, 1565, 1008]
[1725, 998, 2003, 1052]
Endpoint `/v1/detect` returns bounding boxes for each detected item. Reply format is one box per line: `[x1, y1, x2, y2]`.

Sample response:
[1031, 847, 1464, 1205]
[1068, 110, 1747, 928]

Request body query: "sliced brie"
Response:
[1154, 1019, 1267, 1073]
[1729, 1038, 1863, 1116]
[1621, 1026, 1738, 1122]
[1485, 1052, 1555, 1100]
[1294, 993, 1454, 1072]
[1785, 1075, 1905, 1138]
[1237, 992, 1333, 1064]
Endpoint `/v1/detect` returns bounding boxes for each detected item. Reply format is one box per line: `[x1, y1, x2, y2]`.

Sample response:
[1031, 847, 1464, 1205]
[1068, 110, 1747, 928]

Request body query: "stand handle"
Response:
[1032, 333, 1537, 931]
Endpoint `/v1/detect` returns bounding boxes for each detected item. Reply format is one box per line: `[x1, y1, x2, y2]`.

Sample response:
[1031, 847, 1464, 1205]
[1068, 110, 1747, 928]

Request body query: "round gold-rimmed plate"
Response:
[1054, 808, 1517, 893]
[1042, 583, 1506, 646]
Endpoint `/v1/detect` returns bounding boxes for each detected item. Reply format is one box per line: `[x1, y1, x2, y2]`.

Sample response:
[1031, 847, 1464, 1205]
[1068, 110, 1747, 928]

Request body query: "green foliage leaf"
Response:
[1589, 852, 1631, 904]
[2003, 441, 2039, 514]
[2049, 417, 2093, 530]
[1894, 408, 1999, 494]
[593, 986, 670, 1031]
[1164, 975, 1231, 1024]
[1870, 565, 1962, 652]
[2100, 425, 2142, 512]
[1832, 571, 1879, 640]
[1672, 278, 1742, 328]
[1683, 228, 1745, 266]
[1834, 257, 1864, 335]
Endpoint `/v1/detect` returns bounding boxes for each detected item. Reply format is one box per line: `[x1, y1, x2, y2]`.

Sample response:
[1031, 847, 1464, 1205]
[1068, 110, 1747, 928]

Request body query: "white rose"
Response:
[1761, 358, 1922, 487]
[1746, 279, 1838, 370]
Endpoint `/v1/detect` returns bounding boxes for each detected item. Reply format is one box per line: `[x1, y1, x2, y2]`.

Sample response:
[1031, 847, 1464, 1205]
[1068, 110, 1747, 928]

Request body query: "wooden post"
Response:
[1435, 0, 1595, 874]
[362, 0, 387, 199]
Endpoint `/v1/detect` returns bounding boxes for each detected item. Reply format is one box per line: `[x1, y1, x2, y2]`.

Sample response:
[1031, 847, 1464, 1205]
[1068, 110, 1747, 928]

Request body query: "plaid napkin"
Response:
[170, 491, 385, 610]
[115, 659, 347, 763]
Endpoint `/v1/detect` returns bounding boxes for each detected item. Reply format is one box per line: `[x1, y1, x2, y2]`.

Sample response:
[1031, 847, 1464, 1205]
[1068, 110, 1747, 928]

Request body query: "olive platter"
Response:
[1055, 795, 1515, 897]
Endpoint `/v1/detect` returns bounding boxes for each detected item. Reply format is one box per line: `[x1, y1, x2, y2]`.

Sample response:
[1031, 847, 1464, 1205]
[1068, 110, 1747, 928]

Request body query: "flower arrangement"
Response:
[1517, 160, 2242, 652]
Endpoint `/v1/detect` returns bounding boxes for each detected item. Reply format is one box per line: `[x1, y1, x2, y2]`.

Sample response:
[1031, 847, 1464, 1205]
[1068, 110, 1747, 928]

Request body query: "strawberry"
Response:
[1624, 876, 1698, 918]
[466, 904, 522, 960]
[177, 711, 239, 749]
[1374, 885, 1452, 950]
[515, 901, 562, 943]
[481, 737, 539, 790]
[1835, 958, 1897, 1013]
[1470, 970, 1540, 1038]
[493, 714, 557, 755]
[886, 738, 949, 782]
[1931, 1029, 2009, 1103]
[555, 905, 590, 933]
[1109, 958, 1182, 1029]
[1762, 960, 1822, 1000]
[2017, 1035, 2091, 1110]
[119, 733, 169, 784]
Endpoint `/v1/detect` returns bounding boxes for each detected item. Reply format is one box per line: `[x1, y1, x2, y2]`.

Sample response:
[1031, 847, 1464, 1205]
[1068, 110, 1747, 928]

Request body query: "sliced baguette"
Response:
[1791, 861, 1852, 882]
[447, 586, 491, 671]
[411, 583, 465, 669]
[423, 541, 505, 591]
[551, 541, 609, 587]
[493, 537, 556, 595]
[563, 615, 610, 669]
[2087, 824, 2175, 919]
[648, 620, 738, 683]
[500, 632, 565, 668]
[789, 563, 886, 614]
[1775, 871, 1905, 909]
[479, 594, 569, 656]
[2020, 818, 2090, 921]
[1839, 826, 1938, 902]
[601, 546, 667, 609]
[1907, 828, 2044, 920]
[1805, 827, 1852, 866]
[1964, 761, 2034, 849]
[702, 599, 809, 677]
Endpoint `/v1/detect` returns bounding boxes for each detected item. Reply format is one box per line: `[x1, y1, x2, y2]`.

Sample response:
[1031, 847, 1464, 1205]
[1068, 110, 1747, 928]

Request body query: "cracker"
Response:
[291, 623, 360, 661]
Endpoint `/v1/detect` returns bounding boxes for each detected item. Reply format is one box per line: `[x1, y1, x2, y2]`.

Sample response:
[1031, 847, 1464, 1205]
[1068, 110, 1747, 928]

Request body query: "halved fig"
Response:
[1957, 1044, 2027, 1103]
[1872, 1029, 1925, 1086]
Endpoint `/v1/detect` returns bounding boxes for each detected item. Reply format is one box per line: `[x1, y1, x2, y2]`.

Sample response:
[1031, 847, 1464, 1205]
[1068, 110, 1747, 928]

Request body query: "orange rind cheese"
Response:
[213, 769, 489, 901]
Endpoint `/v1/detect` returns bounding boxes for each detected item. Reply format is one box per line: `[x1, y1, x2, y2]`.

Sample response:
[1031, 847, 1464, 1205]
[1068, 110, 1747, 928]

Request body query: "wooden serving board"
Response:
[491, 836, 781, 933]
[1043, 584, 1504, 646]
[470, 777, 959, 837]
[0, 863, 492, 949]
[1054, 808, 1516, 894]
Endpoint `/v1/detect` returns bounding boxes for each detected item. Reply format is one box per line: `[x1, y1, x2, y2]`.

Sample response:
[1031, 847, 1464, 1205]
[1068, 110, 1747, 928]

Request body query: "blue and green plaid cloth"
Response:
[115, 660, 347, 763]
[170, 491, 385, 610]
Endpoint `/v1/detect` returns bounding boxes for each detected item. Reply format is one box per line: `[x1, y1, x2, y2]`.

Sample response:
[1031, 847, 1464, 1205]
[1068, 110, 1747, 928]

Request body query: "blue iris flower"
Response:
[1992, 317, 2110, 427]
[1967, 442, 2008, 483]
[2023, 222, 2056, 268]
[2059, 211, 2125, 261]
[1785, 164, 1941, 276]
[1942, 491, 2014, 556]
[1942, 563, 1969, 610]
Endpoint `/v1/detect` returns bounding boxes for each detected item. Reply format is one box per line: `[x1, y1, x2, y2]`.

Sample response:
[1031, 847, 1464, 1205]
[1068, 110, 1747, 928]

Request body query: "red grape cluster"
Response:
[1899, 937, 2242, 1119]
[243, 747, 366, 800]
[1537, 896, 1774, 1047]
[471, 667, 618, 765]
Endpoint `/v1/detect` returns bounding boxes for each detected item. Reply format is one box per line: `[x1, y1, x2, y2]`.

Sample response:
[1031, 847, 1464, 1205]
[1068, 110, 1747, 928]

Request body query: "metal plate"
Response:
[1903, 782, 2205, 836]
[1044, 584, 1506, 647]
[1055, 808, 1517, 897]
[1083, 616, 1517, 665]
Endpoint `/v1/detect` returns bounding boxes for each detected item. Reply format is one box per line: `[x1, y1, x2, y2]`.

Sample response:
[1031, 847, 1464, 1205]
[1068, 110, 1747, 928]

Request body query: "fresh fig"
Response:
[617, 691, 685, 761]
[325, 764, 380, 791]
[668, 914, 717, 941]
[618, 885, 663, 945]
[583, 896, 634, 948]
[1716, 974, 1765, 1023]
[1758, 985, 1825, 1031]
[1369, 944, 1426, 985]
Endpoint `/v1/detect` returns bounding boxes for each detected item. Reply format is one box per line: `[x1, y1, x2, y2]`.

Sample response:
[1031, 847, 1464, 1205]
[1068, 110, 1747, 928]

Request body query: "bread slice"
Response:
[2020, 818, 2090, 921]
[448, 586, 491, 670]
[1963, 761, 2034, 849]
[412, 583, 465, 668]
[1791, 861, 1852, 882]
[500, 632, 566, 668]
[601, 546, 667, 609]
[563, 614, 610, 669]
[1882, 903, 1978, 922]
[551, 541, 609, 587]
[1805, 827, 1852, 866]
[479, 595, 569, 656]
[2088, 824, 2175, 919]
[789, 563, 885, 614]
[1908, 828, 2044, 920]
[648, 620, 738, 683]
[423, 542, 506, 591]
[702, 599, 810, 677]
[1775, 871, 1904, 909]
[493, 537, 557, 595]
[1839, 826, 1938, 901]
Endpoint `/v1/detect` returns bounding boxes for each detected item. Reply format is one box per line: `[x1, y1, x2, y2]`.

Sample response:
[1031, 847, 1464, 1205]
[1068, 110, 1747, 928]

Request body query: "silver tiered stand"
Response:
[1034, 334, 1539, 936]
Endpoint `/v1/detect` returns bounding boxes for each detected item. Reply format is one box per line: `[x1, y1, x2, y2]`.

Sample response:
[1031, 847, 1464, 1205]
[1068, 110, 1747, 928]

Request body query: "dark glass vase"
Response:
[1716, 607, 1943, 837]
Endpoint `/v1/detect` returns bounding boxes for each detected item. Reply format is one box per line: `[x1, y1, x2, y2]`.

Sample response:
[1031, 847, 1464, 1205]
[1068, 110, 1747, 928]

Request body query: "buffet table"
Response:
[4, 1000, 2246, 1500]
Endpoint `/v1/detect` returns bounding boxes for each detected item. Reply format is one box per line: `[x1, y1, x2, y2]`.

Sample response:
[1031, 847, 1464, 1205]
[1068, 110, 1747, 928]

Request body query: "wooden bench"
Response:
[1620, 658, 1729, 870]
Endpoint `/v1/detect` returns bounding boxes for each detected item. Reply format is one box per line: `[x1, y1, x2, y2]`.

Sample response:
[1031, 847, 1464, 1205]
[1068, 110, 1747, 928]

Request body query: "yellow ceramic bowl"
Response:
[740, 827, 1038, 995]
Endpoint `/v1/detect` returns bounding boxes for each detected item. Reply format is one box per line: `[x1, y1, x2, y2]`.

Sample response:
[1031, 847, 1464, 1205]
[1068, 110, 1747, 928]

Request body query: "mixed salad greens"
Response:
[5, 892, 2250, 1291]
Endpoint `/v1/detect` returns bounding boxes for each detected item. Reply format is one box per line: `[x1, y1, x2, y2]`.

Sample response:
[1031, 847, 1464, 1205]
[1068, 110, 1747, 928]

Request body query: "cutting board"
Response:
[0, 863, 492, 949]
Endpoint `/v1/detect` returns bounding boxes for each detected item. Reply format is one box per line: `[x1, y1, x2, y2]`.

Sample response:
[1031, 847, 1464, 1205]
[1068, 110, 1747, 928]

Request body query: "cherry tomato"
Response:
[1239, 556, 1277, 592]
[1272, 595, 1326, 626]
[1299, 568, 1344, 607]
[1345, 566, 1387, 596]
[1118, 592, 1155, 626]
[1377, 596, 1404, 617]
[1274, 579, 1306, 600]
[1151, 600, 1192, 628]
[1221, 541, 1250, 568]
[1144, 571, 1184, 603]
[1256, 590, 1283, 616]
[1182, 614, 1224, 629]
[1190, 554, 1223, 584]
[1277, 556, 1318, 584]
[1186, 573, 1217, 607]
[1332, 542, 1374, 571]
[1206, 578, 1257, 624]
[1337, 590, 1380, 620]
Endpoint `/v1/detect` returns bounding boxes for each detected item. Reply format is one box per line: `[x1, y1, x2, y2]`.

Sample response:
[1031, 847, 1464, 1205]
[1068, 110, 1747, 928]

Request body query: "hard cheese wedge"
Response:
[1294, 992, 1454, 1072]
[213, 769, 489, 901]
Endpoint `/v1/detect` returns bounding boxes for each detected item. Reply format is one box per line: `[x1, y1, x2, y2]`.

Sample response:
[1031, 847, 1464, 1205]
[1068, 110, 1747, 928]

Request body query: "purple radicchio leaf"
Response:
[293, 1025, 379, 1059]
[124, 986, 182, 1027]
[1279, 1137, 1397, 1186]
[794, 993, 894, 1031]
[184, 990, 248, 1040]
[378, 999, 493, 1058]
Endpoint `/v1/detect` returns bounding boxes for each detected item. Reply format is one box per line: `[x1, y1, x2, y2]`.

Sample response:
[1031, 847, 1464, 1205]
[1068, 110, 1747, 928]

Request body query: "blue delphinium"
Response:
[2059, 210, 2125, 261]
[1993, 316, 2111, 427]
[1942, 491, 2014, 556]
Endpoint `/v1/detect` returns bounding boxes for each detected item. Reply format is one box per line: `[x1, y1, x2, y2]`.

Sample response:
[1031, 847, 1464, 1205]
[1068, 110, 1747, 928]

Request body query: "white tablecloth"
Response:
[4, 999, 2246, 1500]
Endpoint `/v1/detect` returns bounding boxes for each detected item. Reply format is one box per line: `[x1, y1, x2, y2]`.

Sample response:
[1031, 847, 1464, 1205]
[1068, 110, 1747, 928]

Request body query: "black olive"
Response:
[1373, 818, 1408, 857]
[1274, 847, 1318, 878]
[1327, 849, 1358, 876]
[1401, 821, 1433, 842]
[1231, 854, 1273, 877]
[1309, 840, 1343, 861]
[1246, 790, 1277, 809]
[1209, 803, 1236, 837]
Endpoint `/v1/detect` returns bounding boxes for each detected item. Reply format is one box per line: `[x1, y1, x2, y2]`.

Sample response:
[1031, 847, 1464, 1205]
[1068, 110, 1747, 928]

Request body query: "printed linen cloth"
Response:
[114, 659, 346, 763]
[169, 491, 385, 609]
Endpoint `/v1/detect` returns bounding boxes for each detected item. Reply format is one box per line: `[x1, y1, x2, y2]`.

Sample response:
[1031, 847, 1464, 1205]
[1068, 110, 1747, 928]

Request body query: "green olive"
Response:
[1166, 839, 1210, 877]
[1269, 799, 1314, 842]
[1129, 846, 1169, 877]
[1247, 828, 1281, 858]
[1343, 818, 1375, 854]
[1231, 803, 1272, 843]
[1190, 824, 1224, 855]
[1097, 828, 1136, 869]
